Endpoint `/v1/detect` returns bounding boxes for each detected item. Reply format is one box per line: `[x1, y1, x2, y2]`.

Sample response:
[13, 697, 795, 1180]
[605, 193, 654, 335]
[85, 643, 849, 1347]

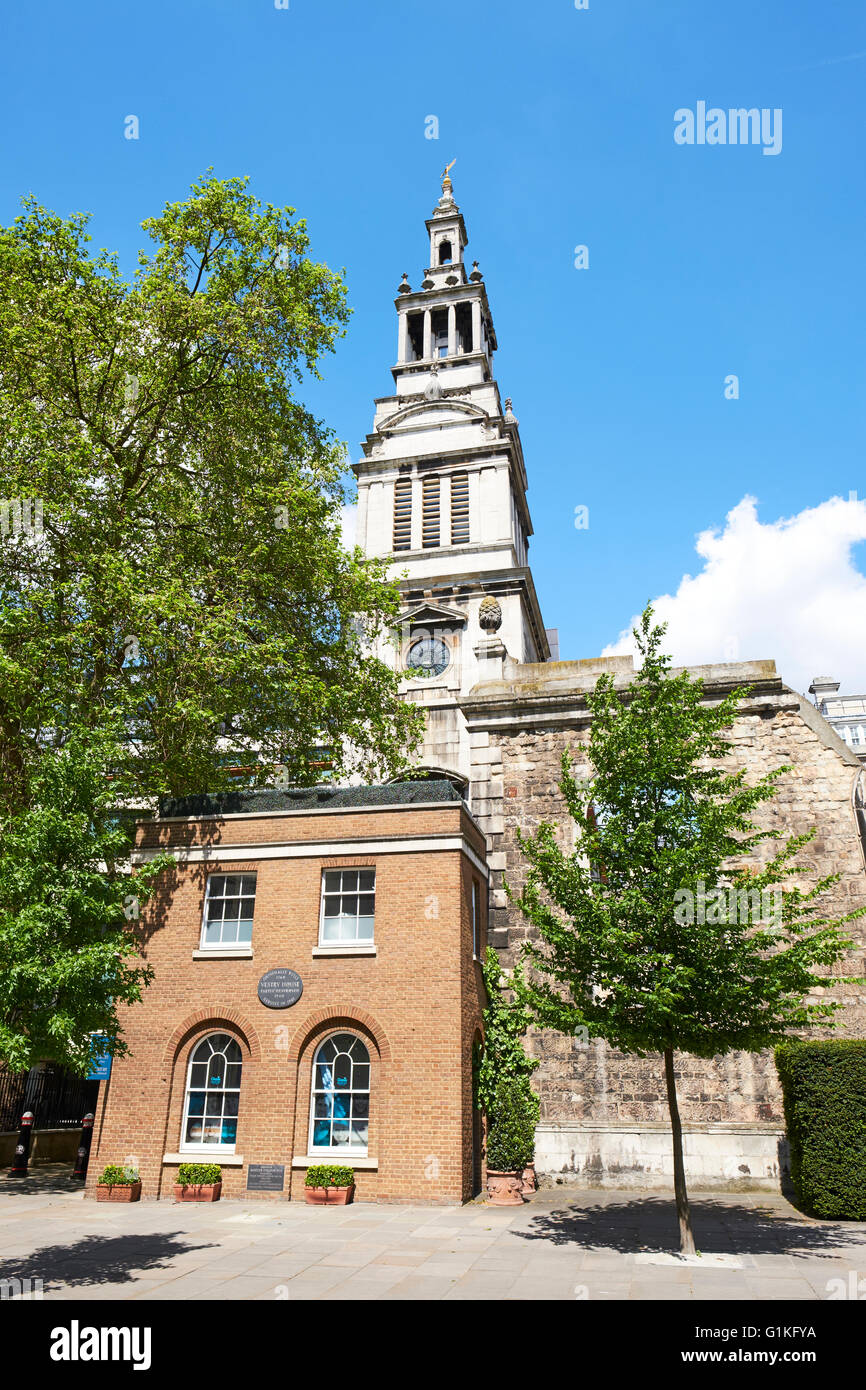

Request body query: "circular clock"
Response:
[406, 636, 450, 679]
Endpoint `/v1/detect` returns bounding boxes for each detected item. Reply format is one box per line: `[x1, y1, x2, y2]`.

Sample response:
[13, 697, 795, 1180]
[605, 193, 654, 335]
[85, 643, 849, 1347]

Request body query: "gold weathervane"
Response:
[441, 159, 457, 189]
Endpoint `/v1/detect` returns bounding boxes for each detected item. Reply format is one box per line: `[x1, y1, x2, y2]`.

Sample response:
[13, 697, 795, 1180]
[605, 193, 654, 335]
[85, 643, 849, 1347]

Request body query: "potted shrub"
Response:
[174, 1163, 223, 1202]
[304, 1164, 355, 1205]
[486, 1079, 530, 1206]
[518, 1081, 541, 1194]
[96, 1164, 142, 1202]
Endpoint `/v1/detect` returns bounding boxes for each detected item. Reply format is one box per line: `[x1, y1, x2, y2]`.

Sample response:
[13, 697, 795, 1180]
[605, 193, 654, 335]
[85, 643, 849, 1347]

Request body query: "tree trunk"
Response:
[663, 1047, 696, 1255]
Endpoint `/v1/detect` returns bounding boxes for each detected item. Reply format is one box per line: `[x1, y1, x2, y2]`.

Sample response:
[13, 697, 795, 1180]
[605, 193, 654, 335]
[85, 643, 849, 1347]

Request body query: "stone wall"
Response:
[462, 659, 866, 1186]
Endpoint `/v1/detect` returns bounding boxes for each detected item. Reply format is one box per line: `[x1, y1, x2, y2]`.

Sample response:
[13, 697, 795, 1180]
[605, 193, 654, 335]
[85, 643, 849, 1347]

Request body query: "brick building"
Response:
[87, 782, 487, 1203]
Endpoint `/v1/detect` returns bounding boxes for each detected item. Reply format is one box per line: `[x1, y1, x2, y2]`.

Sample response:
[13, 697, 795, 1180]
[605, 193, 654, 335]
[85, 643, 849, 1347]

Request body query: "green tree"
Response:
[0, 732, 171, 1073]
[0, 173, 422, 811]
[511, 607, 861, 1253]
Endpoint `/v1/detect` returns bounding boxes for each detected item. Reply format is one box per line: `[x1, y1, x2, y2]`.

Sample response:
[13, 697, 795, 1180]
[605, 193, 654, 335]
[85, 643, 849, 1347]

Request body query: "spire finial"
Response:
[441, 158, 457, 194]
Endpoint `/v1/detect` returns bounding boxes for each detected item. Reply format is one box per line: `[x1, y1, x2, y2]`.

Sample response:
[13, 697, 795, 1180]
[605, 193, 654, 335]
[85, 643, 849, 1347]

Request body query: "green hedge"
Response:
[304, 1164, 354, 1188]
[177, 1163, 221, 1186]
[775, 1040, 866, 1220]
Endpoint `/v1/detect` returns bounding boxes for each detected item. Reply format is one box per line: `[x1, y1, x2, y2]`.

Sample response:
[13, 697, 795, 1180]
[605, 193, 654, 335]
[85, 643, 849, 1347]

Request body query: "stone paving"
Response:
[0, 1168, 864, 1301]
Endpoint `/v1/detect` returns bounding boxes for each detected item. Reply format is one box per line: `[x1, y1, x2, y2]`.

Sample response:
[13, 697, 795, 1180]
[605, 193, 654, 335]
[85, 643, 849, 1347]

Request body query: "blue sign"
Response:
[87, 1039, 113, 1082]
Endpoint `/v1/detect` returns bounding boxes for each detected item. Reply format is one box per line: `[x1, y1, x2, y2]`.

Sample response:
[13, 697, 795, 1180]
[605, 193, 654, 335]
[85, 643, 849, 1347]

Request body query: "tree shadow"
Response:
[517, 1198, 866, 1258]
[0, 1230, 218, 1290]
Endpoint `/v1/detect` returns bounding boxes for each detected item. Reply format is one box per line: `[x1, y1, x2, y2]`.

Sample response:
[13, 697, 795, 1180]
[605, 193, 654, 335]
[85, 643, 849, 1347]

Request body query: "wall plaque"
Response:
[257, 968, 303, 1010]
[246, 1164, 285, 1192]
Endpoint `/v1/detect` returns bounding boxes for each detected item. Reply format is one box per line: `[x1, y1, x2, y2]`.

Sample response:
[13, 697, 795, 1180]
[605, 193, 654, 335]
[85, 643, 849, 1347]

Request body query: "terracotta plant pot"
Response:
[97, 1181, 142, 1203]
[304, 1183, 355, 1206]
[173, 1182, 222, 1202]
[486, 1170, 524, 1206]
[521, 1162, 537, 1195]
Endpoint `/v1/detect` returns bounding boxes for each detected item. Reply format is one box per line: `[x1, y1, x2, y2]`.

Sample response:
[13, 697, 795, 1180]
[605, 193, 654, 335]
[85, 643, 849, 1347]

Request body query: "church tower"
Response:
[353, 168, 552, 791]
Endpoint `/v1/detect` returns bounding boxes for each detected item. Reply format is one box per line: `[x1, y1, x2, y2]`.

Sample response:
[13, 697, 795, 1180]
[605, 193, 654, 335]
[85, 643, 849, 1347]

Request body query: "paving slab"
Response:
[0, 1186, 864, 1300]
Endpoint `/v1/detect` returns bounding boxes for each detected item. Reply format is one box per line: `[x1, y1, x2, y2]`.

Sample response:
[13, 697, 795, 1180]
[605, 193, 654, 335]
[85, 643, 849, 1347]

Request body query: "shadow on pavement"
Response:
[0, 1231, 219, 1290]
[517, 1197, 866, 1257]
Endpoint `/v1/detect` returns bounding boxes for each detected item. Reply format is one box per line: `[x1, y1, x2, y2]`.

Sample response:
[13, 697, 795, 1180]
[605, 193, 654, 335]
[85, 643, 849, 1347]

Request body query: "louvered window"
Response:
[422, 476, 440, 548]
[451, 473, 469, 545]
[393, 477, 412, 551]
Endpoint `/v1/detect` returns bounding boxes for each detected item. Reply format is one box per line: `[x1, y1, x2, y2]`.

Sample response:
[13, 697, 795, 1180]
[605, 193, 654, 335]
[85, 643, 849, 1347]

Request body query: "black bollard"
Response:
[73, 1113, 95, 1181]
[9, 1111, 34, 1177]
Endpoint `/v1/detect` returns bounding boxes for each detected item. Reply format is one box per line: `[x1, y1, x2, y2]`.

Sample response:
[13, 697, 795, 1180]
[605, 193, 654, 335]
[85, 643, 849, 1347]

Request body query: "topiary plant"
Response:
[486, 1078, 535, 1172]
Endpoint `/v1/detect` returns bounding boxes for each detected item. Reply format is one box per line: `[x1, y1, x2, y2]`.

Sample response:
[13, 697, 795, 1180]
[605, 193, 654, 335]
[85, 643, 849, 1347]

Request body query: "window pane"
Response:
[353, 1095, 369, 1119]
[324, 871, 342, 893]
[350, 1121, 368, 1145]
[353, 1065, 370, 1091]
[358, 870, 375, 891]
[225, 1064, 242, 1089]
[321, 919, 341, 941]
[221, 1119, 237, 1144]
[334, 1055, 351, 1088]
[356, 917, 374, 940]
[331, 1122, 350, 1144]
[186, 1118, 204, 1142]
[204, 919, 221, 944]
[187, 1092, 205, 1116]
[323, 897, 340, 917]
[314, 1096, 333, 1119]
[358, 895, 374, 915]
[223, 1093, 239, 1117]
[313, 1120, 331, 1147]
[236, 919, 252, 943]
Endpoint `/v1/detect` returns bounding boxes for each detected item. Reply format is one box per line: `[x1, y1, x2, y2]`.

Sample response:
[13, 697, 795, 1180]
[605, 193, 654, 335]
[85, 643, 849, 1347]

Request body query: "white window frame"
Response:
[308, 1032, 371, 1157]
[199, 872, 257, 951]
[180, 1033, 242, 1156]
[318, 868, 376, 949]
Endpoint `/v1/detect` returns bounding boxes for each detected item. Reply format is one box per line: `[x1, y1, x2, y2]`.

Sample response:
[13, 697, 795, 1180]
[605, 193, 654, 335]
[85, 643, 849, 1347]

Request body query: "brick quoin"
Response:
[87, 791, 487, 1205]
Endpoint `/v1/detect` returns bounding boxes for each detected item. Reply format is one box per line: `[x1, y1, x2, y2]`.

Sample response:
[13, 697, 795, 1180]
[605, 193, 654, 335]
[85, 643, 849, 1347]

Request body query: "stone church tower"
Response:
[353, 167, 551, 791]
[354, 174, 866, 1189]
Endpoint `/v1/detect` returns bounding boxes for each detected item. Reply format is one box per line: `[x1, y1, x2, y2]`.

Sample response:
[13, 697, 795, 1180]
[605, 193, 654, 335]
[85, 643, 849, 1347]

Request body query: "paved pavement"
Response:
[0, 1168, 864, 1301]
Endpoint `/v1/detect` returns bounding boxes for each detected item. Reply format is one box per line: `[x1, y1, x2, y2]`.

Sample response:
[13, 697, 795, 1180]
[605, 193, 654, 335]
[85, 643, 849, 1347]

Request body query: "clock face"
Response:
[406, 636, 450, 679]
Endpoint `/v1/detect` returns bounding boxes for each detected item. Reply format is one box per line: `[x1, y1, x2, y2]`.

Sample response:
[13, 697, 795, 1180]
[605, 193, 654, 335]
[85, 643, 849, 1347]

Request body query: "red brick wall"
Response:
[87, 803, 486, 1204]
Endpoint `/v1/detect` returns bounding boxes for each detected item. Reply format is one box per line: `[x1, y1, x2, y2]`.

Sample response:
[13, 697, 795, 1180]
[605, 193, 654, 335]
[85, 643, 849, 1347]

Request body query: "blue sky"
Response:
[2, 0, 865, 688]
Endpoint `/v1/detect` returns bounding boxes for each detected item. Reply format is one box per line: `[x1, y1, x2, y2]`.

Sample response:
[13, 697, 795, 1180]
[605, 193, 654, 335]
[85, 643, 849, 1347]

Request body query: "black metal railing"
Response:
[0, 1065, 98, 1132]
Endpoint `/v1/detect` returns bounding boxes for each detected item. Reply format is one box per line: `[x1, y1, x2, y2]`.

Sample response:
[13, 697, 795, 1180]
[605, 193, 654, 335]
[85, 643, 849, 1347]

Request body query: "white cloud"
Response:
[603, 494, 866, 693]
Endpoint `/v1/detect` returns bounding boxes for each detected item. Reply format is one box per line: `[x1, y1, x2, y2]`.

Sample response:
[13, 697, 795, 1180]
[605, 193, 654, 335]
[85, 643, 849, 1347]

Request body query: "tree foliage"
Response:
[513, 609, 860, 1057]
[0, 173, 422, 810]
[511, 607, 862, 1248]
[0, 732, 171, 1073]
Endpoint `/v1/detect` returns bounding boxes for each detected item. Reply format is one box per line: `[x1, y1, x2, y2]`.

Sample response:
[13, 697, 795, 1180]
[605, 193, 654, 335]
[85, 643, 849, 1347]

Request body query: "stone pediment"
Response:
[379, 399, 490, 434]
[391, 601, 467, 628]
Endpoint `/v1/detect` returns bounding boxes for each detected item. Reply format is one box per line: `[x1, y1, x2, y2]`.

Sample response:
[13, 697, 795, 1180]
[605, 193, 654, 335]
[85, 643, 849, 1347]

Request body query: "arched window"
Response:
[181, 1033, 242, 1150]
[439, 239, 452, 265]
[309, 1032, 370, 1154]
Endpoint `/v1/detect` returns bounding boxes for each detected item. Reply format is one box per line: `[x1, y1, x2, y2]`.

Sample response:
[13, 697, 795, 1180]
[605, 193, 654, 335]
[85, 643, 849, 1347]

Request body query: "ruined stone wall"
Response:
[469, 687, 866, 1140]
